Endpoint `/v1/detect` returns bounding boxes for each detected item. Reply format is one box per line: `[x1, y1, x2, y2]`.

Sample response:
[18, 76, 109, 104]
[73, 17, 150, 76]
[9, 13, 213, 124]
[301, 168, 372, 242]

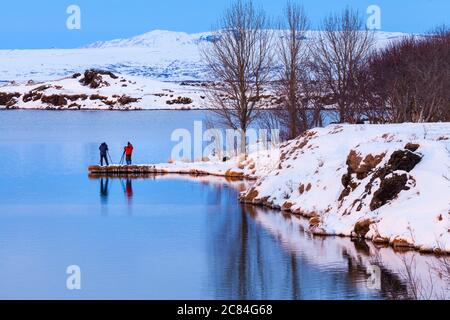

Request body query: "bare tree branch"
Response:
[310, 8, 375, 124]
[201, 0, 273, 154]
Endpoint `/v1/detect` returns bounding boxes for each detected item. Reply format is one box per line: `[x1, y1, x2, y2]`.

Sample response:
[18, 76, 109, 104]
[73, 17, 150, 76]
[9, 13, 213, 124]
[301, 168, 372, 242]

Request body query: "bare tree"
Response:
[201, 0, 273, 155]
[365, 26, 450, 123]
[311, 8, 375, 123]
[275, 2, 310, 139]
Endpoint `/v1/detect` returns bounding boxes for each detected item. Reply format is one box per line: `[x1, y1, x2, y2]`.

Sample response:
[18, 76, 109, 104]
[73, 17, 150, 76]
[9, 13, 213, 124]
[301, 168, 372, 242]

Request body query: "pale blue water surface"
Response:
[0, 111, 412, 300]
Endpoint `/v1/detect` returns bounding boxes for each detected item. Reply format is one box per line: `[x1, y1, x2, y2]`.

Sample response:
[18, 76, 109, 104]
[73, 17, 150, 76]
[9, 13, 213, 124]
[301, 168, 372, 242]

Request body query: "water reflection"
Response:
[100, 177, 109, 216]
[87, 174, 448, 300]
[100, 178, 109, 203]
[201, 182, 448, 300]
[8, 111, 436, 299]
[206, 202, 374, 299]
[125, 179, 133, 200]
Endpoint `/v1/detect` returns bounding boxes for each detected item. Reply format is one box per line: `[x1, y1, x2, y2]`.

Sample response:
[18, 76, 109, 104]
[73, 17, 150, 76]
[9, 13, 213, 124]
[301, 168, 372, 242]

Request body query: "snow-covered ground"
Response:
[0, 29, 412, 110]
[0, 30, 208, 82]
[0, 30, 410, 82]
[148, 123, 450, 253]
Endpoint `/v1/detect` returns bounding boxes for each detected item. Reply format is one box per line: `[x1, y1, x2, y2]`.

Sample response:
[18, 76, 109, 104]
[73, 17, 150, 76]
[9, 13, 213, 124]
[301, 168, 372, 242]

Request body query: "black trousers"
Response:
[100, 154, 109, 166]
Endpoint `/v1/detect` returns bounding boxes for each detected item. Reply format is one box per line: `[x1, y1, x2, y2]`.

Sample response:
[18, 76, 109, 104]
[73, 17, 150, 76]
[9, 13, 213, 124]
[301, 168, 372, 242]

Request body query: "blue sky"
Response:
[0, 0, 449, 49]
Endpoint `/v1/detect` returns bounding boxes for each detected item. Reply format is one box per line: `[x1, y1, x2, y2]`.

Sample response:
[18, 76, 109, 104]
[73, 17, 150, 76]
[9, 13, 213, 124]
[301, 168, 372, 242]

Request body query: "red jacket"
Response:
[125, 144, 133, 156]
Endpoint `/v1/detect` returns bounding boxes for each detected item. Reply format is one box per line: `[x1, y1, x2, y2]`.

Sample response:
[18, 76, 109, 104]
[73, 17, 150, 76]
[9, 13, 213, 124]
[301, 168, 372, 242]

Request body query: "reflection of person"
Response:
[99, 142, 109, 166]
[100, 178, 109, 202]
[125, 178, 133, 199]
[124, 142, 134, 165]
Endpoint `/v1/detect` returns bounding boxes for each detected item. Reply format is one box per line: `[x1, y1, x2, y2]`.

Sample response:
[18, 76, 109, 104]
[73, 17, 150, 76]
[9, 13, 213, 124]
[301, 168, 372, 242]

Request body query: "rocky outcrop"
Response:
[370, 174, 409, 211]
[41, 94, 68, 106]
[79, 69, 118, 89]
[369, 148, 422, 211]
[385, 149, 422, 173]
[118, 95, 139, 105]
[353, 219, 374, 238]
[0, 70, 149, 110]
[166, 96, 193, 105]
[339, 151, 386, 201]
[0, 92, 20, 108]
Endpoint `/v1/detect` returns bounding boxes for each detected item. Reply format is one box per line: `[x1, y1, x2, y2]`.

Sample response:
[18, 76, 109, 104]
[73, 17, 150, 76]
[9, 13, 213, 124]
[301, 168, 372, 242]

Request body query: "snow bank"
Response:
[0, 70, 207, 110]
[156, 123, 450, 253]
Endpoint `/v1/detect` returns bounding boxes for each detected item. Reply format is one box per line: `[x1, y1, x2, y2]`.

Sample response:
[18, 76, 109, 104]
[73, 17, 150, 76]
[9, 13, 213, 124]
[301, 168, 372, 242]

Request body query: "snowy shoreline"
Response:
[0, 70, 210, 111]
[90, 123, 450, 255]
[0, 70, 280, 111]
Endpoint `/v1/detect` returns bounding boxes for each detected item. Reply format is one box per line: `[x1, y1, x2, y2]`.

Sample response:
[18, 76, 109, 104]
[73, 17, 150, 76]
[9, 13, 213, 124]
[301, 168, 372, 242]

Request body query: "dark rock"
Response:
[23, 91, 41, 102]
[0, 92, 21, 106]
[67, 94, 88, 101]
[117, 95, 139, 105]
[68, 103, 81, 109]
[370, 173, 408, 210]
[41, 94, 68, 106]
[25, 92, 87, 105]
[72, 73, 82, 78]
[404, 143, 420, 152]
[341, 173, 352, 188]
[32, 85, 50, 92]
[166, 96, 193, 105]
[353, 219, 373, 238]
[363, 149, 422, 211]
[387, 150, 422, 172]
[79, 69, 116, 89]
[103, 100, 115, 106]
[88, 69, 118, 79]
[338, 187, 351, 201]
[90, 94, 108, 101]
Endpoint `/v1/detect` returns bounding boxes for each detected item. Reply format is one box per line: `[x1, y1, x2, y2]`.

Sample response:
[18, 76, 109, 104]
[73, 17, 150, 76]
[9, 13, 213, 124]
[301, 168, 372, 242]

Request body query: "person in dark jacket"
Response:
[99, 142, 109, 166]
[124, 142, 134, 165]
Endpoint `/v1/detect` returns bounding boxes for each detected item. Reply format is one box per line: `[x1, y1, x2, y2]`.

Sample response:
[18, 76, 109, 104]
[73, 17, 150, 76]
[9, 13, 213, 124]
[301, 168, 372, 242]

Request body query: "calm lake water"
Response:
[0, 110, 442, 300]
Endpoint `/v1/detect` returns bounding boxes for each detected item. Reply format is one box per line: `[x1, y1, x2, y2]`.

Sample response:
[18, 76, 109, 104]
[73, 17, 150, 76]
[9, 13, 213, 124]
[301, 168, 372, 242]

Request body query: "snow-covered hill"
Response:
[0, 30, 410, 82]
[144, 123, 450, 253]
[85, 29, 214, 49]
[0, 29, 413, 109]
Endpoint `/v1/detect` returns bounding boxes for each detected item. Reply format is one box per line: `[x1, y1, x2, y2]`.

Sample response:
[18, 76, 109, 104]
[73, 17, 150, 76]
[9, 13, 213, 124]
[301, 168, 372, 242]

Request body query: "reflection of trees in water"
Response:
[343, 241, 411, 300]
[205, 193, 383, 299]
[205, 189, 438, 300]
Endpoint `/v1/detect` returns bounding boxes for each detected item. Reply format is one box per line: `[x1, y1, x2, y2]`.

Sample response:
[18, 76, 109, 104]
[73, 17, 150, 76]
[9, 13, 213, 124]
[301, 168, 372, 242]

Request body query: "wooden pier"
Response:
[89, 165, 168, 175]
[88, 165, 251, 181]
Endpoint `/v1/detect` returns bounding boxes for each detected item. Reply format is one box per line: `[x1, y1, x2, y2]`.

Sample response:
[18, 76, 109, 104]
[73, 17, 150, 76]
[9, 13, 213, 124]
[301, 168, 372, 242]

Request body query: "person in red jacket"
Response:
[124, 142, 134, 165]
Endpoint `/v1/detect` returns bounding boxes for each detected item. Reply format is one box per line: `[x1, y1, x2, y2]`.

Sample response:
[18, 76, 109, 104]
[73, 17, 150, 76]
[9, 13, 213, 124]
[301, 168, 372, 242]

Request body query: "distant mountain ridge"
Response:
[84, 30, 213, 49]
[85, 29, 410, 49]
[0, 29, 412, 82]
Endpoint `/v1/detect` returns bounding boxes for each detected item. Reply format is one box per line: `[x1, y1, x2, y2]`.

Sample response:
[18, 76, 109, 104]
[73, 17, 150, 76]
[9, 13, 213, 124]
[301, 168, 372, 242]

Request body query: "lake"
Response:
[0, 110, 444, 300]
